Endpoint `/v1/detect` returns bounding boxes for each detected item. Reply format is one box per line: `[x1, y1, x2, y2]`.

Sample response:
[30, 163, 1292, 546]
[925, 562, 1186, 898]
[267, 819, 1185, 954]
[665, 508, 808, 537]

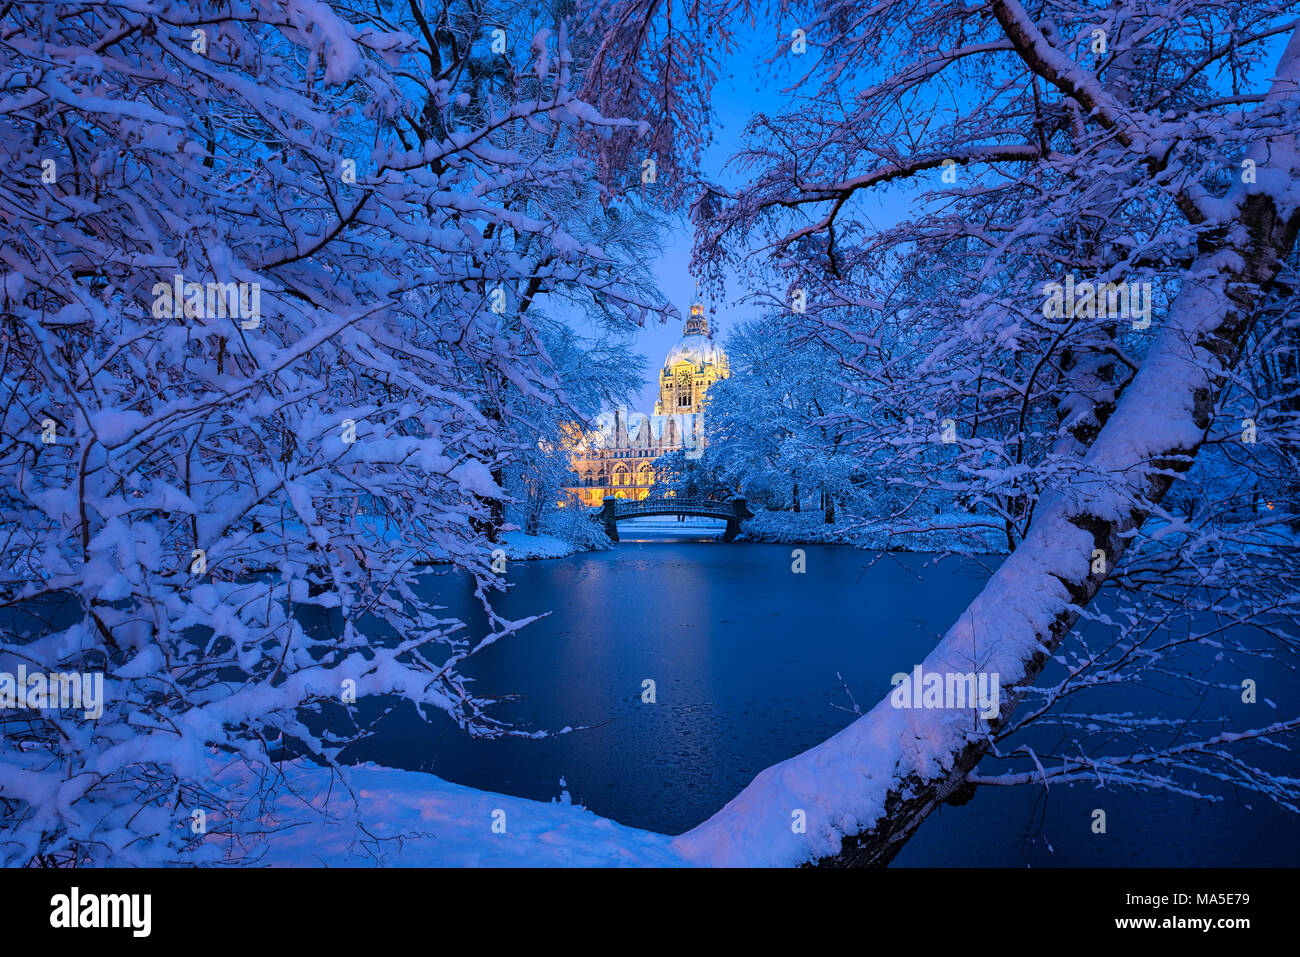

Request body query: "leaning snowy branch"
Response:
[668, 7, 1300, 867]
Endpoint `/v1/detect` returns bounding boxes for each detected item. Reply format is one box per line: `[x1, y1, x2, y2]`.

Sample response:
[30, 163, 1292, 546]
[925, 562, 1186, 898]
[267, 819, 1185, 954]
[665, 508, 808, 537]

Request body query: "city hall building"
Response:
[564, 302, 727, 506]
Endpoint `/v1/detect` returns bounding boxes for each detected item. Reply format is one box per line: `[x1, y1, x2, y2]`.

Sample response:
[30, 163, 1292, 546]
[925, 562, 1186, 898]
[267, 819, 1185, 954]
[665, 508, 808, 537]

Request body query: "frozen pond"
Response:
[332, 537, 1297, 866]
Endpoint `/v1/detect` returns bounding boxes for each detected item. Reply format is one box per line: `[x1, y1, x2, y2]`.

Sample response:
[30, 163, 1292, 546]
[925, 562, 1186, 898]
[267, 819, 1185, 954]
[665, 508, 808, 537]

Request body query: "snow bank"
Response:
[738, 509, 1009, 554]
[236, 761, 685, 867]
[498, 531, 579, 560]
[402, 530, 582, 564]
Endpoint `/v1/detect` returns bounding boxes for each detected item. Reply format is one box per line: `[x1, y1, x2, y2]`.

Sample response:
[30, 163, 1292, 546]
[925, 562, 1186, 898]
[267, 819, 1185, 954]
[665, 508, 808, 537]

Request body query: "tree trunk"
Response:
[524, 491, 542, 537]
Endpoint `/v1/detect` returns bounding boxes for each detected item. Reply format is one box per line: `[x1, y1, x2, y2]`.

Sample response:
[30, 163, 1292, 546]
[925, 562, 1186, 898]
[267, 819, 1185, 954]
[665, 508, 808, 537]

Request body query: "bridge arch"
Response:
[599, 496, 753, 542]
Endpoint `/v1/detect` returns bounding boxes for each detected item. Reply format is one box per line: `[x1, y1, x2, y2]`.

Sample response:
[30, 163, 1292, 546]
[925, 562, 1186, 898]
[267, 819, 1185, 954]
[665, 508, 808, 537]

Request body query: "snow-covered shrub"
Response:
[541, 502, 614, 551]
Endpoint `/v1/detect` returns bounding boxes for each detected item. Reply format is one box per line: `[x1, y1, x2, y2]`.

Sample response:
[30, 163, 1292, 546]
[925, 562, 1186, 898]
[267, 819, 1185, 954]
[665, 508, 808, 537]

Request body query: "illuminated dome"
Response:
[663, 303, 723, 368]
[664, 334, 724, 369]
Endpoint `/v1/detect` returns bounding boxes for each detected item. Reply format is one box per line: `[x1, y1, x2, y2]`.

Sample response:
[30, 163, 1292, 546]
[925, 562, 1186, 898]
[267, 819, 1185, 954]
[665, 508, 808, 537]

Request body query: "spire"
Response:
[685, 300, 709, 337]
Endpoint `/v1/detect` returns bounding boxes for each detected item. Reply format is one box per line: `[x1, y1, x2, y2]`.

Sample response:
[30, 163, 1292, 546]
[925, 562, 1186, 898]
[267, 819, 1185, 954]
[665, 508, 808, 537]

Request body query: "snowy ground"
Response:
[400, 529, 582, 563]
[739, 508, 1299, 554]
[234, 761, 685, 867]
[497, 530, 581, 560]
[738, 508, 1010, 553]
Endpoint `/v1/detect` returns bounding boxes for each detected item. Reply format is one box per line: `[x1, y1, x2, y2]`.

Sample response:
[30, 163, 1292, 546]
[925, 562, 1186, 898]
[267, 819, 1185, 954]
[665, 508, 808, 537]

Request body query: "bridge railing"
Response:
[610, 497, 733, 515]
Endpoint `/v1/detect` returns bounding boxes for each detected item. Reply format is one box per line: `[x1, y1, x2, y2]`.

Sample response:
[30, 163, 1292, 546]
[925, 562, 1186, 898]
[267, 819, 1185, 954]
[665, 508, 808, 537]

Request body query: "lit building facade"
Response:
[563, 303, 727, 507]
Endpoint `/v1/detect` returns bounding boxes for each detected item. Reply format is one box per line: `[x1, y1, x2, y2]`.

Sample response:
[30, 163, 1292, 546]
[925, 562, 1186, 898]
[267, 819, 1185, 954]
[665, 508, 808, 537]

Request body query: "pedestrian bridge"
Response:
[600, 496, 753, 542]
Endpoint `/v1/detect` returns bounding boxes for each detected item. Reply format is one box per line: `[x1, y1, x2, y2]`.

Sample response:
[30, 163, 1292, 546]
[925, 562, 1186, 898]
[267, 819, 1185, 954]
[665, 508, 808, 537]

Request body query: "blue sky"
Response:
[626, 32, 788, 410]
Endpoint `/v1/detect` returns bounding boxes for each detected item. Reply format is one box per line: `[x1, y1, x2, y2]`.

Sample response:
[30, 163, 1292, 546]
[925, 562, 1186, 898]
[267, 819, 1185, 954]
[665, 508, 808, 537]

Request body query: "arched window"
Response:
[613, 465, 630, 487]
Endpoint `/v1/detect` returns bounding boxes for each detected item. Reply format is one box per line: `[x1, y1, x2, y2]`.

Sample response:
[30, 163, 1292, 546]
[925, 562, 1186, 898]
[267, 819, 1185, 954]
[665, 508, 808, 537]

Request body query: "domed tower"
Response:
[654, 302, 728, 415]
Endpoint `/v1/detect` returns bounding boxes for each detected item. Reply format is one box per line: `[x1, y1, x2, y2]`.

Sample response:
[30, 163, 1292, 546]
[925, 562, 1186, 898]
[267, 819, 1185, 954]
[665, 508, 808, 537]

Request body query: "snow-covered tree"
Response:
[703, 314, 882, 521]
[0, 0, 662, 864]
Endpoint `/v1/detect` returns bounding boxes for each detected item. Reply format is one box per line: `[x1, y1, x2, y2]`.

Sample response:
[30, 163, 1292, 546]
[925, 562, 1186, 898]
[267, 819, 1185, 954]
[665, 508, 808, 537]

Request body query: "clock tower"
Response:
[654, 303, 727, 415]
